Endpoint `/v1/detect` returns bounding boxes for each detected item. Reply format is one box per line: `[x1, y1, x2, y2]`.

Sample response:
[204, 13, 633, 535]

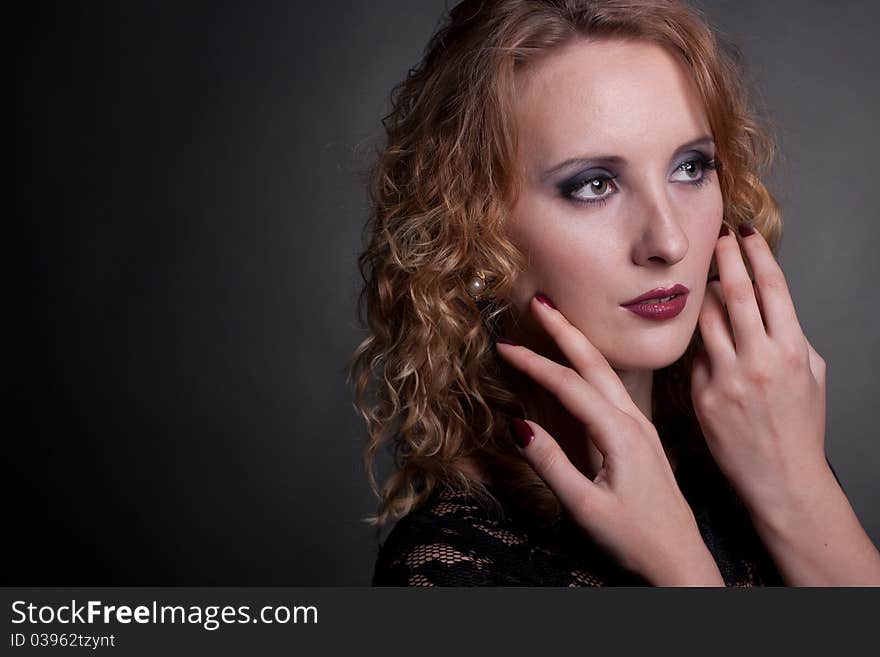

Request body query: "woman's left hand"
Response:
[690, 222, 832, 517]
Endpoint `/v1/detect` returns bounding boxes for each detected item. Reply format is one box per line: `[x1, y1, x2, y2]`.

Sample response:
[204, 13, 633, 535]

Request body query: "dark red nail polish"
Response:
[719, 224, 729, 237]
[535, 293, 557, 310]
[737, 222, 755, 237]
[496, 337, 519, 346]
[509, 417, 534, 448]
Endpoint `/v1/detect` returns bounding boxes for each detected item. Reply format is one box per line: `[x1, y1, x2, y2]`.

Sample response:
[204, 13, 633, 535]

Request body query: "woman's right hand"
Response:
[495, 293, 724, 586]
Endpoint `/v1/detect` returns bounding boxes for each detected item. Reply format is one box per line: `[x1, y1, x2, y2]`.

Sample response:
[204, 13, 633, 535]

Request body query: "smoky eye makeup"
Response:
[557, 169, 618, 205]
[556, 150, 718, 207]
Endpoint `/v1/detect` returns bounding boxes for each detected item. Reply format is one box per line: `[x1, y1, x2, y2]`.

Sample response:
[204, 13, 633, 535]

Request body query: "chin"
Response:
[603, 330, 695, 371]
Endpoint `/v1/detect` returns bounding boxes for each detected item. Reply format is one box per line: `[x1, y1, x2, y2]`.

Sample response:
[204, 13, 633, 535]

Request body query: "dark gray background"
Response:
[10, 0, 878, 585]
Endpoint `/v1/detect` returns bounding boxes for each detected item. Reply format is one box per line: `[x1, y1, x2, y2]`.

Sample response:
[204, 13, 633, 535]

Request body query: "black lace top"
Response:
[372, 447, 785, 586]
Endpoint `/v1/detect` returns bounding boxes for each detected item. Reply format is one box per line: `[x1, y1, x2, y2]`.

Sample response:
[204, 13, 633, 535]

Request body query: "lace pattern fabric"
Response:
[372, 448, 784, 587]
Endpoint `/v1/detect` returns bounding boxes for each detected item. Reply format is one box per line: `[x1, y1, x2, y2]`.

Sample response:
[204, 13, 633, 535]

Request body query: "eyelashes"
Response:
[559, 154, 719, 207]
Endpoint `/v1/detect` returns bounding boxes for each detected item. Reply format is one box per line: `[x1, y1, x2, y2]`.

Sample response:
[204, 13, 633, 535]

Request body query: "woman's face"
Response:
[504, 38, 723, 371]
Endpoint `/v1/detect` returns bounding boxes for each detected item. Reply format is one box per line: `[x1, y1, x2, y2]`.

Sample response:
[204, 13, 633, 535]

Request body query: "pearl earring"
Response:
[466, 271, 488, 300]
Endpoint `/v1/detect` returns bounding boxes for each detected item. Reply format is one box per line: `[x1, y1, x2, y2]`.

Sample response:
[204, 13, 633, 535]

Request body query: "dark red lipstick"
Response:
[621, 284, 689, 320]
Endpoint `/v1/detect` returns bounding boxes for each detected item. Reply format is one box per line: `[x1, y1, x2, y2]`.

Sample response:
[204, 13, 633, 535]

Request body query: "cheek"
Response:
[550, 230, 619, 282]
[511, 212, 619, 291]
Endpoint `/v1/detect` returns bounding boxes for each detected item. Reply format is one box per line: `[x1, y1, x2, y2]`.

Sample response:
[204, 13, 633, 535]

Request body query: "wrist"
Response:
[743, 462, 880, 586]
[647, 544, 724, 587]
[745, 461, 842, 543]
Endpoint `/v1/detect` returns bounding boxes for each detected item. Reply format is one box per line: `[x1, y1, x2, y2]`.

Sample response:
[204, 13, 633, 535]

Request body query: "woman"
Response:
[349, 0, 880, 586]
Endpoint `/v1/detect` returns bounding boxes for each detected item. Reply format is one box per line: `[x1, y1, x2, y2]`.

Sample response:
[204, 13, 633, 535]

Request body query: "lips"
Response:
[621, 283, 690, 306]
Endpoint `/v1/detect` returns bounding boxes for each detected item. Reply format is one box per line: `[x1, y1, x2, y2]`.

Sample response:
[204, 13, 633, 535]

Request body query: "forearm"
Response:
[747, 464, 880, 586]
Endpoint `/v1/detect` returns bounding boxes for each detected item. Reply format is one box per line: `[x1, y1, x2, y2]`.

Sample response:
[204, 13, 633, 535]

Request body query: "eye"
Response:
[560, 173, 619, 206]
[559, 153, 719, 207]
[672, 154, 718, 188]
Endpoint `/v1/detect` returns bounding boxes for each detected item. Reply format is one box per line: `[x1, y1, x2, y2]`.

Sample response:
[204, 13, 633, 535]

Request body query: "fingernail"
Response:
[496, 337, 519, 346]
[737, 221, 755, 237]
[535, 292, 557, 309]
[719, 224, 729, 237]
[509, 417, 534, 448]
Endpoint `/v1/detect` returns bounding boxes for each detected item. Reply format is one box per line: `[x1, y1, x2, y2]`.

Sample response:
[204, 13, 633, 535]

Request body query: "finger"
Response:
[510, 417, 606, 516]
[697, 281, 736, 365]
[496, 342, 624, 457]
[753, 281, 767, 327]
[690, 344, 712, 401]
[804, 334, 827, 386]
[529, 294, 643, 419]
[736, 225, 805, 344]
[715, 224, 767, 354]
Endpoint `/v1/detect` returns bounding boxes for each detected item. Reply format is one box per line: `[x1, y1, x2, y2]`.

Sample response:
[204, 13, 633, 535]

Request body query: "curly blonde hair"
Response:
[348, 0, 782, 533]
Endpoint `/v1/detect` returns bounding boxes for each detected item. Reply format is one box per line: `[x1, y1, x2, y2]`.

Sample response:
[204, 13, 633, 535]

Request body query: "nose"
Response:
[629, 187, 689, 266]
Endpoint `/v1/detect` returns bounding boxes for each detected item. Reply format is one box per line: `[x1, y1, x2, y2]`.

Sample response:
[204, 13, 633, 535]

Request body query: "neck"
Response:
[507, 365, 679, 478]
[613, 367, 654, 424]
[614, 367, 680, 471]
[495, 315, 676, 480]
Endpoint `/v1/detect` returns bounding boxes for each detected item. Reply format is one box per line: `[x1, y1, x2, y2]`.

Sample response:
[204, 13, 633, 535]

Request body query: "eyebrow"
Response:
[540, 134, 716, 181]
